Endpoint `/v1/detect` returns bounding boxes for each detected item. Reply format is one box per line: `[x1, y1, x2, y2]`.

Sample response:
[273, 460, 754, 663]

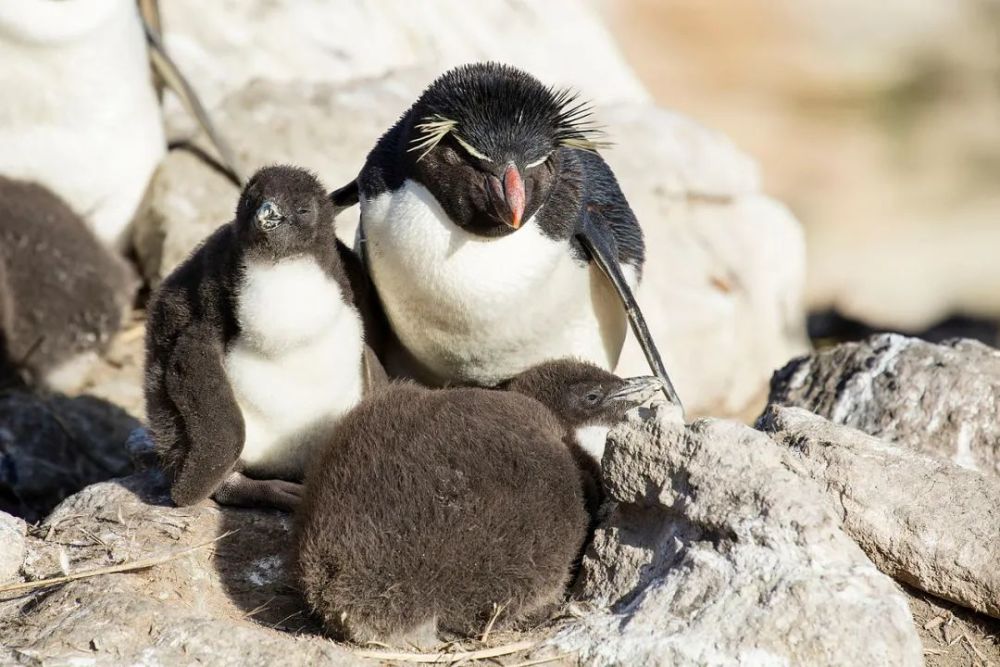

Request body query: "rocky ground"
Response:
[2, 335, 999, 665]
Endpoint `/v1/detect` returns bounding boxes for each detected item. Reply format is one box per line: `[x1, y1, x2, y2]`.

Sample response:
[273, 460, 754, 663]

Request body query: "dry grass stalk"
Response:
[353, 638, 537, 663]
[507, 653, 575, 667]
[0, 531, 236, 595]
[480, 601, 509, 643]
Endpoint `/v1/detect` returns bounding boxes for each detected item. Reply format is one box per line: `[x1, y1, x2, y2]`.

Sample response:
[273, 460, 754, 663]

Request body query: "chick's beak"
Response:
[503, 163, 525, 229]
[605, 376, 664, 407]
[255, 200, 284, 231]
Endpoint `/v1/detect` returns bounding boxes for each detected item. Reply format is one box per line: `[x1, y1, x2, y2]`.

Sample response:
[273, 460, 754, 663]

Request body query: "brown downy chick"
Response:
[296, 359, 658, 647]
[0, 176, 136, 388]
[500, 357, 662, 517]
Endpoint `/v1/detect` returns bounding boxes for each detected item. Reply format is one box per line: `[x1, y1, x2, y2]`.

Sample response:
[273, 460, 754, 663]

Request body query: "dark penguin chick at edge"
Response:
[0, 175, 137, 389]
[144, 165, 383, 512]
[296, 358, 662, 647]
[344, 61, 658, 392]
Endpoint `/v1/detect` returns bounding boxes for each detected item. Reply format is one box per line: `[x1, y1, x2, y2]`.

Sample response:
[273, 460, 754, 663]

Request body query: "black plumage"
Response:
[296, 358, 659, 646]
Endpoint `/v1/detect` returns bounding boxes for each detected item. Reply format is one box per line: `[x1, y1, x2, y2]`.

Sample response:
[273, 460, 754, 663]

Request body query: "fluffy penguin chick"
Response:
[296, 359, 661, 646]
[145, 166, 371, 511]
[0, 176, 136, 388]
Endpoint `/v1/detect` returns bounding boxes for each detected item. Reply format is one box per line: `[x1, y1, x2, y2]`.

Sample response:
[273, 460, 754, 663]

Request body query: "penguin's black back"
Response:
[0, 176, 135, 384]
[296, 383, 589, 644]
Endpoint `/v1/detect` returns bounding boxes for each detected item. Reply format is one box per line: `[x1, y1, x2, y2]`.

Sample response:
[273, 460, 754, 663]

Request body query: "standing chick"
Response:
[145, 165, 377, 511]
[296, 359, 660, 646]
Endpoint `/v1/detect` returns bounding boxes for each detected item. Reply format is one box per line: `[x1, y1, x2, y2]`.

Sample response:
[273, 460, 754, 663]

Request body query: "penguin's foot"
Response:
[212, 471, 304, 512]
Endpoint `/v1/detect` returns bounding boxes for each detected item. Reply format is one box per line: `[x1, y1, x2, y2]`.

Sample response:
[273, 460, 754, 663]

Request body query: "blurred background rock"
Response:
[598, 0, 1000, 338]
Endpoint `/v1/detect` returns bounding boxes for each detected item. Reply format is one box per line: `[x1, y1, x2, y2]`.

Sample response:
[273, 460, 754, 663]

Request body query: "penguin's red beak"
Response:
[503, 163, 525, 230]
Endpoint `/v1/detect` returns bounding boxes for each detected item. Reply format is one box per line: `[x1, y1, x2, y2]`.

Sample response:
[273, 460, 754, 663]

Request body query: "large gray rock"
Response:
[159, 0, 649, 119]
[760, 405, 1000, 620]
[546, 405, 922, 666]
[1, 473, 366, 666]
[770, 333, 1000, 475]
[136, 74, 809, 418]
[0, 391, 139, 522]
[132, 149, 239, 288]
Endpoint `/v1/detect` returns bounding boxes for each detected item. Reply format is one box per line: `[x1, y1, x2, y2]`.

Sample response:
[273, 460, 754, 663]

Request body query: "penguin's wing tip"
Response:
[331, 180, 361, 214]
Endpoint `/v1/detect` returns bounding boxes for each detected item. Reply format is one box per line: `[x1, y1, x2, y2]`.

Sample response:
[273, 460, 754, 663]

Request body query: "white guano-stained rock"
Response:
[759, 405, 1000, 620]
[546, 405, 922, 666]
[769, 333, 1000, 475]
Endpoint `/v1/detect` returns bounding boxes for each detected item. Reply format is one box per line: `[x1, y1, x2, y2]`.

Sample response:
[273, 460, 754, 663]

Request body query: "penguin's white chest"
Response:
[362, 180, 633, 386]
[224, 256, 364, 479]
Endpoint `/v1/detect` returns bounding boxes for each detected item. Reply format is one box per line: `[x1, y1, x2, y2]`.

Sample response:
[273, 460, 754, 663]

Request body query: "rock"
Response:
[770, 333, 1000, 475]
[545, 405, 922, 666]
[159, 0, 648, 123]
[0, 473, 366, 665]
[132, 150, 239, 288]
[0, 511, 26, 583]
[601, 0, 1000, 332]
[759, 405, 1000, 620]
[135, 76, 809, 419]
[0, 1, 165, 248]
[0, 391, 140, 522]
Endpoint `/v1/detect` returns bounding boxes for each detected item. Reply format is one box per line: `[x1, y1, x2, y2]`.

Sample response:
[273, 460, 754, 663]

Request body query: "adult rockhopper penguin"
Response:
[332, 62, 682, 411]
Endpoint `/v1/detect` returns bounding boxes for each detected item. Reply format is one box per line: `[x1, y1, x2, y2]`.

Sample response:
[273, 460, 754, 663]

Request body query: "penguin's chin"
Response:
[459, 212, 521, 239]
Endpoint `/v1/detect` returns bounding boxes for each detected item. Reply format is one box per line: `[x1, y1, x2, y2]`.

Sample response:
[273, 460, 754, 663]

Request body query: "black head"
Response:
[235, 166, 335, 260]
[402, 62, 605, 237]
[501, 359, 662, 430]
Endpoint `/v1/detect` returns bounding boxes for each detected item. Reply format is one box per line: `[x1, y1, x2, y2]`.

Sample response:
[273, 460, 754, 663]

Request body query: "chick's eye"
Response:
[297, 208, 310, 215]
[585, 392, 601, 405]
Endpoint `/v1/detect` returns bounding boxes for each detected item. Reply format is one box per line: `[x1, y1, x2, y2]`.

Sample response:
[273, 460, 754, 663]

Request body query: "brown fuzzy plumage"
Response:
[0, 176, 136, 386]
[296, 359, 648, 646]
[296, 382, 589, 646]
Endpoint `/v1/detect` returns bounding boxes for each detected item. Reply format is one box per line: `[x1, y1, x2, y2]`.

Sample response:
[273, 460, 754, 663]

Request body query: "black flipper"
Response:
[164, 326, 246, 506]
[330, 180, 360, 213]
[577, 209, 684, 414]
[141, 15, 246, 187]
[335, 238, 387, 362]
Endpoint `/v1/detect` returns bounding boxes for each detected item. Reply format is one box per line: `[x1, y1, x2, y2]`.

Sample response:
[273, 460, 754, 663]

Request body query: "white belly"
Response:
[361, 179, 633, 386]
[224, 256, 364, 478]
